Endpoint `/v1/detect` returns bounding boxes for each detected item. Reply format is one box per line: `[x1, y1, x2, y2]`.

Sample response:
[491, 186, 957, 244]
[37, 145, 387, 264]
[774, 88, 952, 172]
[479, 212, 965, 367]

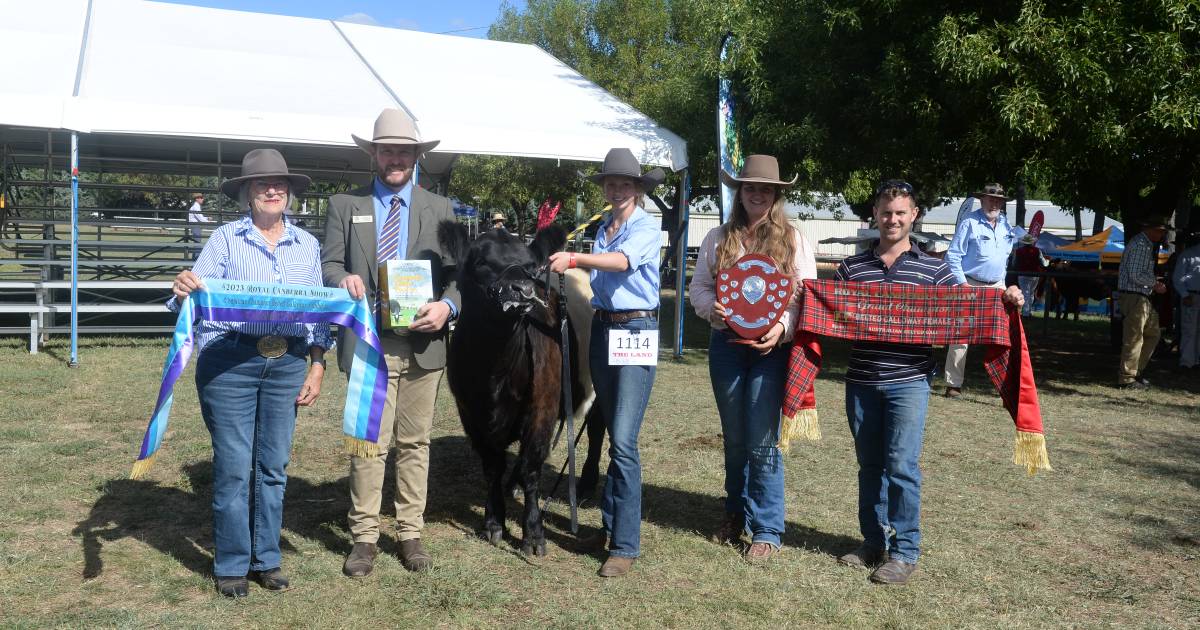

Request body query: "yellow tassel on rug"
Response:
[777, 408, 821, 453]
[344, 436, 380, 459]
[129, 454, 157, 480]
[1013, 431, 1052, 475]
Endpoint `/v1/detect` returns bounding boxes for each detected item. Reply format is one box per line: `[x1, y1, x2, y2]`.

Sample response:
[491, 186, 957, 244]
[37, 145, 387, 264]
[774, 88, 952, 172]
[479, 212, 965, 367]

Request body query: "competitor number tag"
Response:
[608, 329, 659, 366]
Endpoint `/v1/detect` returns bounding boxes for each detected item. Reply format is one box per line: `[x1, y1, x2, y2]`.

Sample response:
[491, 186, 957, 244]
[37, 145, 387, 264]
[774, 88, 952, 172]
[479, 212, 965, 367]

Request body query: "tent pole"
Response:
[673, 168, 691, 359]
[68, 132, 80, 367]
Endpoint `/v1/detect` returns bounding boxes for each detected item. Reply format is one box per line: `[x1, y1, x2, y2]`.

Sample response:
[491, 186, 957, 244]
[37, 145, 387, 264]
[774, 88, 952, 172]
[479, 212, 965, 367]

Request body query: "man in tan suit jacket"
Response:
[322, 109, 459, 576]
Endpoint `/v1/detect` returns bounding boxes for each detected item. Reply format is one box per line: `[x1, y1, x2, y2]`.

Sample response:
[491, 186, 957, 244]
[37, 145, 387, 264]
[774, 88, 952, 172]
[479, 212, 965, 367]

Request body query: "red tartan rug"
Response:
[780, 279, 1051, 474]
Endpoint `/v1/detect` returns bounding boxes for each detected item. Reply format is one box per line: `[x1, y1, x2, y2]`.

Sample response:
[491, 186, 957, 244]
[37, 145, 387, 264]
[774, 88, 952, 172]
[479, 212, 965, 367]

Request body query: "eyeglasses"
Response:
[251, 180, 290, 193]
[875, 179, 914, 198]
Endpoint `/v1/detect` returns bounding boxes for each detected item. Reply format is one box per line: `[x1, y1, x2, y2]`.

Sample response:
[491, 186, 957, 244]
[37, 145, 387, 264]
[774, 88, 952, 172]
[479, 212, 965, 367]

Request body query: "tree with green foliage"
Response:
[723, 0, 1200, 231]
[455, 0, 722, 236]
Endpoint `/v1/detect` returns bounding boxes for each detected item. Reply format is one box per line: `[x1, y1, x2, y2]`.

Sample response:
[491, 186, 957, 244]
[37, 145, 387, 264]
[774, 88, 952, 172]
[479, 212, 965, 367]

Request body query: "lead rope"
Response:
[540, 265, 579, 534]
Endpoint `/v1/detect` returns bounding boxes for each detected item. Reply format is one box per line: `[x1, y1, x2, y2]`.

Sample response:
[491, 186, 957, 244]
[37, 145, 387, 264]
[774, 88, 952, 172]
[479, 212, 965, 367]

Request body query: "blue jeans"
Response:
[196, 336, 307, 577]
[844, 376, 930, 564]
[708, 330, 786, 547]
[590, 315, 657, 558]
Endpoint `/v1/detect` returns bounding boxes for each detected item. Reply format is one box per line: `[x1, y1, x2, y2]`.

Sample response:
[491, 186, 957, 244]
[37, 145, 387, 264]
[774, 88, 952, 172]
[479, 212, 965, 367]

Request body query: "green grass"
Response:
[0, 292, 1197, 628]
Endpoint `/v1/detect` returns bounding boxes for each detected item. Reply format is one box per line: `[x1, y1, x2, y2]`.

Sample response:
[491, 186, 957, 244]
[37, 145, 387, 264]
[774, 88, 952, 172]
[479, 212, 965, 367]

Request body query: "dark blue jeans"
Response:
[708, 330, 787, 547]
[844, 376, 930, 564]
[590, 315, 657, 558]
[196, 336, 306, 577]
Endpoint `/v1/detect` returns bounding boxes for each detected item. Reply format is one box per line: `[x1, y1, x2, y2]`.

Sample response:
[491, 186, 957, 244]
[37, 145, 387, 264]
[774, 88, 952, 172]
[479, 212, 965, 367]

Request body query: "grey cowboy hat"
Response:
[972, 183, 1010, 201]
[219, 149, 311, 199]
[719, 154, 798, 188]
[352, 108, 440, 154]
[587, 148, 666, 188]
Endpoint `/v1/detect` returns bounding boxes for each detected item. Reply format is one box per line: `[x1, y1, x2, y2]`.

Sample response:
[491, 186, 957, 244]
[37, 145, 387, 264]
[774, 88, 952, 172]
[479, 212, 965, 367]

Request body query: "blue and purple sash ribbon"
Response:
[131, 279, 388, 478]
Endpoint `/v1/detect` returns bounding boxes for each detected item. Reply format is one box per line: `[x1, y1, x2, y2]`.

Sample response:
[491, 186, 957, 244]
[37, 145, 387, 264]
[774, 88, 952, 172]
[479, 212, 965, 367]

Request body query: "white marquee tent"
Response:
[0, 0, 692, 362]
[0, 0, 687, 170]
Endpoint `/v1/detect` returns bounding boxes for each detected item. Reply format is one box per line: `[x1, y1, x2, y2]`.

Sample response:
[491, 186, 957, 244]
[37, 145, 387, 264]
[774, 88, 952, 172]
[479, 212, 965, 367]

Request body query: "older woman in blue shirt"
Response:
[549, 148, 664, 578]
[170, 149, 330, 597]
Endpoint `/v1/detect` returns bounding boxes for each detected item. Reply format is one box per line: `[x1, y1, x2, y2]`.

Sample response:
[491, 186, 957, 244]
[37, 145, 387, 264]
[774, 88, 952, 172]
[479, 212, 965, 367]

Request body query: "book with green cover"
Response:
[379, 260, 433, 329]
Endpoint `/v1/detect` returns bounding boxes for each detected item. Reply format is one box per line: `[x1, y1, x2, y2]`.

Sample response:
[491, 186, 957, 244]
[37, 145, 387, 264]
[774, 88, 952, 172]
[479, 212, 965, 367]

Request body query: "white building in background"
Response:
[645, 195, 1112, 262]
[921, 198, 1120, 239]
[648, 196, 867, 259]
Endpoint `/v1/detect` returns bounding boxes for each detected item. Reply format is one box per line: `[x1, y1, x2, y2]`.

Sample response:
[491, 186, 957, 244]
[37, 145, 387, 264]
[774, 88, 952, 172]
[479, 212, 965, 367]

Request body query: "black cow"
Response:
[438, 221, 600, 556]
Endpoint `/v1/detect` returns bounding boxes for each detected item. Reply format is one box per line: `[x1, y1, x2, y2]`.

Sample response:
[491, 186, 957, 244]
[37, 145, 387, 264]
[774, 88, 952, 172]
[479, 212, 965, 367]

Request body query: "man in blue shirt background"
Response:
[942, 183, 1018, 398]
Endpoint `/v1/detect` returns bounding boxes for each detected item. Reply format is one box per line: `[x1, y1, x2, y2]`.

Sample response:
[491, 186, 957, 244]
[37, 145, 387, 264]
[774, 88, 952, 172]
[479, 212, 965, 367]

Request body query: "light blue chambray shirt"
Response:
[372, 177, 412, 259]
[589, 206, 661, 311]
[369, 176, 458, 317]
[944, 209, 1017, 285]
[1173, 243, 1200, 295]
[167, 215, 333, 353]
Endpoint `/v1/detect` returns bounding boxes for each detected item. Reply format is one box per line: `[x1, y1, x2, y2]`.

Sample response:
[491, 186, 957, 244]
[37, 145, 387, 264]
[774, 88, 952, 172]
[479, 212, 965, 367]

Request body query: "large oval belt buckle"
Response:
[256, 335, 288, 359]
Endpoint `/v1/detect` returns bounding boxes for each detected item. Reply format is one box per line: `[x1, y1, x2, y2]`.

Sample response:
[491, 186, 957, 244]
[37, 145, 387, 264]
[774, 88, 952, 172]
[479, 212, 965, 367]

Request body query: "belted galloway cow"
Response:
[438, 221, 601, 556]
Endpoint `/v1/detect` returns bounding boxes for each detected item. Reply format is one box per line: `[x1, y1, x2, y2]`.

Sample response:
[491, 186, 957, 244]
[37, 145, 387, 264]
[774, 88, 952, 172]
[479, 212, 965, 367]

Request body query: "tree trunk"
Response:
[1092, 209, 1106, 235]
[509, 199, 525, 239]
[1015, 180, 1027, 227]
[1073, 208, 1083, 241]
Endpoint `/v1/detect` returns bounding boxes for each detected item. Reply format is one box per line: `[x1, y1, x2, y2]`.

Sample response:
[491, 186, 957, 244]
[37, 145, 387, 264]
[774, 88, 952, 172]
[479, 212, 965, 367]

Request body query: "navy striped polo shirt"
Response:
[833, 242, 960, 384]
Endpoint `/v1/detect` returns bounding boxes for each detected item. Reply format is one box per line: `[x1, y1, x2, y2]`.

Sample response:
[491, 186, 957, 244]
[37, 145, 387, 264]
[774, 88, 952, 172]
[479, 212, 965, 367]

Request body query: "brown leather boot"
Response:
[711, 512, 745, 545]
[399, 538, 433, 572]
[869, 558, 918, 585]
[598, 554, 636, 577]
[837, 543, 888, 569]
[342, 542, 377, 577]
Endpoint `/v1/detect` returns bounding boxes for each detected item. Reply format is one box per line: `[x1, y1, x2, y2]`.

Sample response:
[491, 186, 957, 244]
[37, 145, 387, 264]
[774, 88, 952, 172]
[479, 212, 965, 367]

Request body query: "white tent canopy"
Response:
[0, 0, 687, 170]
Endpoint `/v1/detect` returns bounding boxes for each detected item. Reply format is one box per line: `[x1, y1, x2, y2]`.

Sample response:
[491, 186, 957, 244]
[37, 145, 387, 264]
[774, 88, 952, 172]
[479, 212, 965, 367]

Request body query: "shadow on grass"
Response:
[74, 461, 354, 580]
[428, 435, 861, 559]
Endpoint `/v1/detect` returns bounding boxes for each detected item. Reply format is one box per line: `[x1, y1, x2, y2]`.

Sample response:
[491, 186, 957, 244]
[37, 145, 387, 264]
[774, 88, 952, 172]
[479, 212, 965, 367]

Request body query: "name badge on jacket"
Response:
[352, 215, 374, 224]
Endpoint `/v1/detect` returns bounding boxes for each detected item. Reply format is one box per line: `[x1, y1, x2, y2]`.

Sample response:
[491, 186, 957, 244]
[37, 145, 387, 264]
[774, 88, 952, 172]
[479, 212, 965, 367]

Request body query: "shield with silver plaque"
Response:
[716, 253, 793, 342]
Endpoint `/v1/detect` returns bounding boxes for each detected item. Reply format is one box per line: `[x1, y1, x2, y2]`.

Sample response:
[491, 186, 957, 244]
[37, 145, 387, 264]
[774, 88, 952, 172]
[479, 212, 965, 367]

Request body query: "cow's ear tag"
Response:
[716, 253, 792, 341]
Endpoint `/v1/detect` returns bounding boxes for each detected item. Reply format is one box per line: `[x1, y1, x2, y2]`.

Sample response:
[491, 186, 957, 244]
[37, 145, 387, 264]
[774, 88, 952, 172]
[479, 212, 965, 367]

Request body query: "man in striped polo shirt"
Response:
[834, 180, 1024, 585]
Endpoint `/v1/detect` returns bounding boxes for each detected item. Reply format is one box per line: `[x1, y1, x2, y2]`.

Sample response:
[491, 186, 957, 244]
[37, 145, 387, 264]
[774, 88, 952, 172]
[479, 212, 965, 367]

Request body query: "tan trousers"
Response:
[944, 278, 1005, 387]
[347, 334, 443, 543]
[1117, 292, 1160, 384]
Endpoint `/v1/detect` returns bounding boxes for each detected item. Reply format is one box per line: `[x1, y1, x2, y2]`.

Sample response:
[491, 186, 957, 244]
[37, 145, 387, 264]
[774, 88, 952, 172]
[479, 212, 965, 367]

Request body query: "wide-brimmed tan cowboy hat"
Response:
[972, 183, 1010, 201]
[219, 149, 311, 199]
[719, 154, 798, 188]
[491, 212, 506, 222]
[587, 148, 666, 189]
[1019, 233, 1037, 244]
[352, 108, 440, 154]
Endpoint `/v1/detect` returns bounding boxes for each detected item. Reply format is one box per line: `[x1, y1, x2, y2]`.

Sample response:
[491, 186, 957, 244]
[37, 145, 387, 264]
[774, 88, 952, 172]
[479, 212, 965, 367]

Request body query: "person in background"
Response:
[491, 212, 507, 231]
[547, 147, 664, 578]
[170, 149, 329, 597]
[1014, 233, 1047, 316]
[187, 192, 211, 259]
[942, 183, 1018, 398]
[689, 154, 817, 563]
[1116, 217, 1171, 389]
[1170, 229, 1200, 369]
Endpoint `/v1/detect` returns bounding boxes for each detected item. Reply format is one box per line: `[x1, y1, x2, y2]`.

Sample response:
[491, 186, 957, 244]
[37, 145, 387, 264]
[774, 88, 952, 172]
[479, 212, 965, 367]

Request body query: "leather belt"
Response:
[224, 333, 302, 358]
[965, 275, 1002, 285]
[596, 309, 656, 324]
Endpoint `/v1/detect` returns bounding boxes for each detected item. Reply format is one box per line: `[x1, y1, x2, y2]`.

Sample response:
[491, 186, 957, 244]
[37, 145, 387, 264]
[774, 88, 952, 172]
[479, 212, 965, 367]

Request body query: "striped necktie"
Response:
[377, 194, 404, 262]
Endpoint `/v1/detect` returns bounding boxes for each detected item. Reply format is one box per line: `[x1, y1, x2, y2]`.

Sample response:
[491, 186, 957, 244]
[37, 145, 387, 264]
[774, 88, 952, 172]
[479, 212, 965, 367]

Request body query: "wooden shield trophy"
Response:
[716, 253, 792, 342]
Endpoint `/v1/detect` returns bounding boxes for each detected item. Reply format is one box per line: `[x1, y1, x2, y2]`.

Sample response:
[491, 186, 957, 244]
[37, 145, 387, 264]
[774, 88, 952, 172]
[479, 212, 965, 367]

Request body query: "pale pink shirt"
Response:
[689, 224, 818, 342]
